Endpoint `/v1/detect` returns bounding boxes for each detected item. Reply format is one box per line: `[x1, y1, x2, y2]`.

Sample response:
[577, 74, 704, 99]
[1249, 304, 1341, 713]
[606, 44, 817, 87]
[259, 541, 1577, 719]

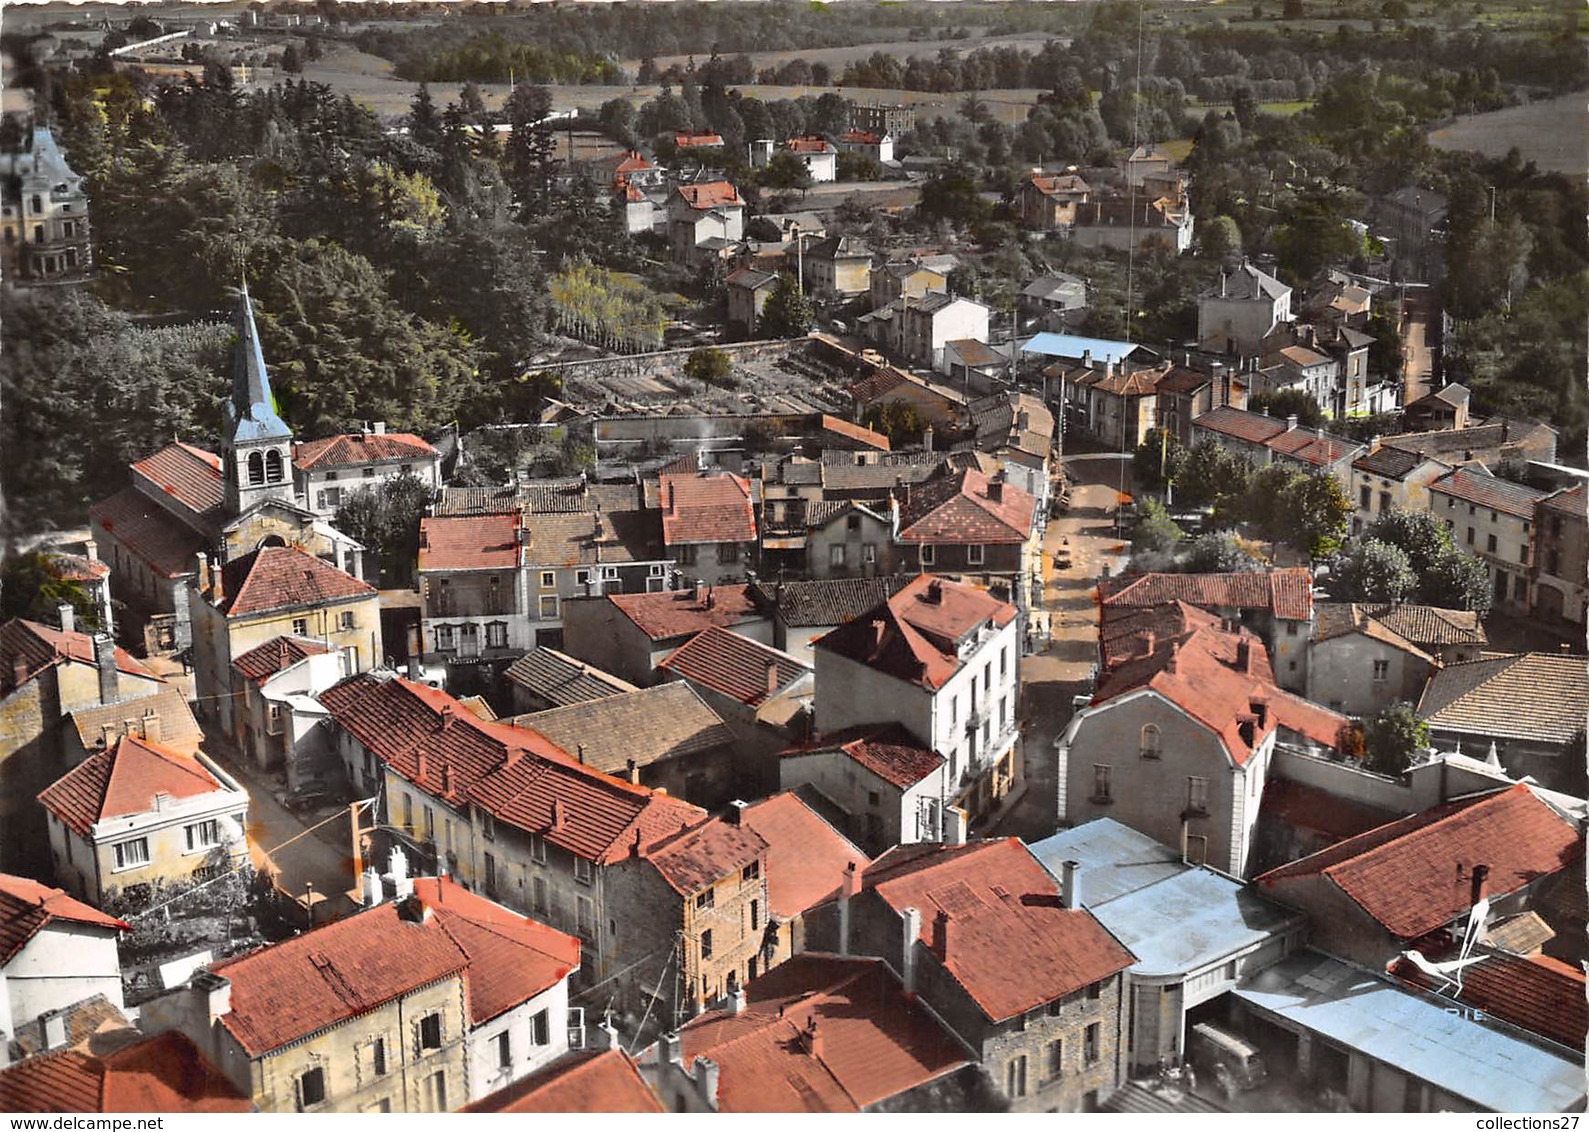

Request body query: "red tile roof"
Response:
[1541, 482, 1586, 518]
[1255, 784, 1582, 940]
[614, 150, 652, 175]
[1390, 948, 1586, 1052]
[231, 635, 331, 683]
[658, 626, 808, 707]
[321, 674, 708, 865]
[408, 878, 579, 1024]
[660, 472, 756, 546]
[1094, 602, 1345, 764]
[214, 546, 374, 617]
[1193, 406, 1289, 446]
[0, 618, 156, 696]
[418, 513, 523, 572]
[840, 128, 884, 145]
[739, 793, 869, 920]
[0, 1032, 250, 1113]
[462, 1049, 663, 1113]
[1026, 172, 1089, 197]
[896, 466, 1033, 545]
[674, 132, 726, 149]
[1099, 567, 1314, 621]
[642, 813, 767, 897]
[817, 413, 891, 451]
[785, 135, 834, 154]
[130, 443, 224, 518]
[1258, 777, 1398, 843]
[1267, 429, 1358, 467]
[1428, 467, 1550, 519]
[815, 574, 1015, 691]
[0, 873, 127, 965]
[679, 954, 967, 1111]
[293, 431, 437, 471]
[48, 552, 110, 583]
[38, 735, 233, 837]
[90, 487, 206, 579]
[783, 724, 944, 790]
[608, 584, 763, 642]
[675, 182, 740, 211]
[863, 839, 1135, 1022]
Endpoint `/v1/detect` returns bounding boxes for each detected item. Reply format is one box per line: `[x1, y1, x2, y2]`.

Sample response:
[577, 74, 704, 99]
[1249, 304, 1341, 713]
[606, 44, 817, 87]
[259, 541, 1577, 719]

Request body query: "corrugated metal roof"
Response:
[1233, 950, 1585, 1113]
[1020, 333, 1138, 364]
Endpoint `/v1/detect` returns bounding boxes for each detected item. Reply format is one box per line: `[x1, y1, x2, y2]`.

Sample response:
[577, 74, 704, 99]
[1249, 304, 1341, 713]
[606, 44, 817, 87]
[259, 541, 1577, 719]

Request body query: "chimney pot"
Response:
[57, 603, 75, 635]
[931, 909, 951, 959]
[1059, 860, 1081, 909]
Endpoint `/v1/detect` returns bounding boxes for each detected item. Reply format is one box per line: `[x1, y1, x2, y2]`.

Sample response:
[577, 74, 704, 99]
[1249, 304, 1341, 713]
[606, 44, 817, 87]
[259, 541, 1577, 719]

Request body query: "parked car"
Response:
[1188, 1022, 1266, 1098]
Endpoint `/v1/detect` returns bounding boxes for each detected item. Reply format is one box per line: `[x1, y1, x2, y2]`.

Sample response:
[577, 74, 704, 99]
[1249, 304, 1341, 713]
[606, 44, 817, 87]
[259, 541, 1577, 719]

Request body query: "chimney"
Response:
[387, 846, 413, 900]
[1235, 639, 1253, 674]
[1286, 414, 1299, 431]
[944, 805, 968, 846]
[361, 866, 383, 906]
[552, 798, 566, 830]
[442, 762, 455, 797]
[1059, 860, 1081, 909]
[1470, 863, 1490, 907]
[765, 660, 780, 696]
[10, 657, 27, 690]
[1166, 641, 1180, 674]
[194, 971, 232, 1022]
[57, 603, 75, 635]
[41, 1008, 68, 1051]
[728, 799, 748, 826]
[416, 751, 429, 784]
[696, 448, 709, 474]
[373, 421, 386, 435]
[925, 579, 943, 604]
[801, 1018, 823, 1061]
[627, 757, 640, 784]
[577, 743, 586, 765]
[397, 893, 432, 923]
[729, 985, 747, 1016]
[84, 538, 98, 563]
[693, 578, 705, 605]
[930, 909, 951, 961]
[901, 906, 922, 993]
[987, 478, 1004, 503]
[439, 705, 454, 730]
[93, 633, 119, 706]
[1016, 409, 1030, 431]
[838, 860, 860, 957]
[1142, 630, 1156, 658]
[196, 551, 211, 596]
[668, 481, 677, 514]
[922, 424, 934, 453]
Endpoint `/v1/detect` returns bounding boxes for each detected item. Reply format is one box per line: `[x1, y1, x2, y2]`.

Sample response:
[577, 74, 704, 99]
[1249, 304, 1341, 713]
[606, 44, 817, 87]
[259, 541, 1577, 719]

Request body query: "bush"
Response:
[684, 346, 734, 387]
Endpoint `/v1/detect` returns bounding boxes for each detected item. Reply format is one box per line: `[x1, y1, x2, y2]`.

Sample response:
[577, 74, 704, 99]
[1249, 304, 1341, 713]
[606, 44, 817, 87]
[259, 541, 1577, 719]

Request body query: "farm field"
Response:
[1428, 90, 1589, 176]
[631, 31, 1062, 76]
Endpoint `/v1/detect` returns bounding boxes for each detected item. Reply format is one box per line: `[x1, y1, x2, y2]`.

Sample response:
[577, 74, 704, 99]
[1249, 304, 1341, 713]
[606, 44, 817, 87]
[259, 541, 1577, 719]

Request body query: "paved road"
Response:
[1400, 289, 1438, 406]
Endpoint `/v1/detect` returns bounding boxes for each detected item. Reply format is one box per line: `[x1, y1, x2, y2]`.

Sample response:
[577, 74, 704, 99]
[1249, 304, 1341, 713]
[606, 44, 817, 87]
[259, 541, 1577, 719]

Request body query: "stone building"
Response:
[0, 125, 92, 283]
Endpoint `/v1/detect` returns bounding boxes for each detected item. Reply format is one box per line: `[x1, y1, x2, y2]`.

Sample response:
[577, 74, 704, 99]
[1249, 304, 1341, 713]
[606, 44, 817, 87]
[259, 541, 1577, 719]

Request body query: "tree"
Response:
[1179, 532, 1264, 574]
[757, 273, 814, 339]
[916, 165, 990, 230]
[1365, 508, 1451, 574]
[760, 151, 813, 192]
[684, 346, 733, 387]
[1131, 499, 1184, 556]
[408, 82, 442, 150]
[333, 472, 433, 588]
[1199, 214, 1242, 259]
[1133, 428, 1183, 495]
[1278, 470, 1352, 559]
[1330, 538, 1418, 603]
[1250, 388, 1324, 429]
[1420, 546, 1492, 613]
[0, 551, 99, 630]
[1171, 440, 1250, 510]
[1360, 704, 1429, 776]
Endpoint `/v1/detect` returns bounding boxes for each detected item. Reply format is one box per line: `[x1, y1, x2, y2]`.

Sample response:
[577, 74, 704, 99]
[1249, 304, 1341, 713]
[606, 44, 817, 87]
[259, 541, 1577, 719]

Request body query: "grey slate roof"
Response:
[751, 575, 915, 628]
[502, 647, 638, 707]
[504, 683, 734, 776]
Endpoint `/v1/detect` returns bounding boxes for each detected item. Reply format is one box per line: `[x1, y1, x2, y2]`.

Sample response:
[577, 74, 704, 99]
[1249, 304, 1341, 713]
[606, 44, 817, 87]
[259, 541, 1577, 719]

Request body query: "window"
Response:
[1006, 1054, 1028, 1099]
[577, 896, 594, 939]
[575, 569, 592, 585]
[1084, 1023, 1100, 1064]
[539, 595, 559, 619]
[29, 194, 41, 213]
[951, 696, 958, 725]
[741, 860, 759, 882]
[1186, 776, 1209, 815]
[700, 928, 713, 959]
[696, 888, 715, 910]
[867, 790, 881, 807]
[363, 466, 376, 478]
[967, 544, 985, 565]
[339, 610, 355, 631]
[298, 1066, 326, 1110]
[487, 622, 508, 648]
[750, 899, 760, 931]
[483, 852, 497, 894]
[718, 542, 739, 564]
[1044, 1039, 1064, 1082]
[371, 1037, 387, 1076]
[532, 876, 548, 916]
[424, 806, 435, 842]
[540, 570, 556, 588]
[1000, 646, 1008, 679]
[862, 543, 877, 564]
[603, 566, 619, 580]
[1091, 765, 1112, 804]
[675, 546, 698, 566]
[1086, 981, 1101, 1002]
[1468, 503, 1477, 516]
[920, 544, 935, 566]
[1466, 527, 1475, 546]
[1486, 533, 1497, 553]
[402, 794, 413, 834]
[292, 617, 309, 637]
[418, 1012, 442, 1052]
[424, 1070, 447, 1112]
[1372, 658, 1390, 682]
[265, 449, 285, 483]
[829, 544, 847, 568]
[531, 1009, 550, 1045]
[1140, 724, 1161, 758]
[113, 838, 149, 870]
[495, 1031, 511, 1069]
[1359, 485, 1371, 508]
[1379, 492, 1391, 513]
[574, 856, 594, 885]
[247, 451, 265, 486]
[530, 835, 547, 864]
[185, 820, 221, 852]
[847, 513, 862, 531]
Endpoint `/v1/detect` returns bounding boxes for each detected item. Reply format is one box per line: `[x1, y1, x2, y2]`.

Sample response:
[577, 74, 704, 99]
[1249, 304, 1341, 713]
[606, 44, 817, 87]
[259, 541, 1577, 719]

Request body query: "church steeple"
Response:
[222, 280, 295, 516]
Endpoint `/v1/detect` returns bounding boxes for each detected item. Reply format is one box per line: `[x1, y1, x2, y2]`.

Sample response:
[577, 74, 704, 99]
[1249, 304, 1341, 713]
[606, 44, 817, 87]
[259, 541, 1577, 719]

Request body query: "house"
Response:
[1426, 467, 1548, 612]
[1197, 261, 1292, 357]
[230, 635, 351, 790]
[656, 627, 812, 776]
[1403, 383, 1471, 431]
[1125, 144, 1174, 188]
[1377, 186, 1449, 281]
[1257, 328, 1341, 413]
[869, 259, 947, 311]
[141, 876, 579, 1111]
[658, 472, 757, 586]
[612, 176, 655, 235]
[1057, 359, 1167, 451]
[813, 839, 1135, 1113]
[861, 292, 991, 373]
[40, 542, 113, 640]
[0, 126, 92, 283]
[673, 131, 725, 151]
[735, 793, 869, 972]
[1254, 783, 1583, 970]
[189, 546, 381, 737]
[801, 235, 871, 295]
[1416, 653, 1588, 795]
[37, 736, 249, 906]
[0, 874, 127, 1056]
[724, 267, 777, 338]
[1348, 444, 1452, 534]
[462, 1048, 662, 1113]
[501, 647, 637, 716]
[850, 101, 915, 136]
[416, 512, 529, 670]
[668, 182, 744, 266]
[813, 574, 1020, 828]
[1028, 819, 1306, 1074]
[1058, 601, 1345, 877]
[941, 338, 1008, 393]
[779, 724, 949, 856]
[63, 684, 203, 768]
[0, 619, 164, 876]
[1153, 364, 1216, 448]
[1069, 196, 1193, 255]
[1097, 568, 1315, 690]
[560, 584, 772, 688]
[835, 127, 893, 164]
[293, 427, 441, 519]
[1018, 272, 1087, 330]
[1017, 171, 1091, 231]
[649, 954, 970, 1112]
[1381, 418, 1559, 468]
[1262, 421, 1364, 488]
[1304, 603, 1437, 716]
[503, 683, 738, 808]
[1230, 948, 1584, 1112]
[1531, 483, 1588, 629]
[1349, 603, 1485, 665]
[779, 135, 837, 182]
[749, 575, 915, 663]
[0, 1031, 249, 1113]
[847, 364, 962, 433]
[595, 149, 662, 189]
[798, 499, 898, 580]
[894, 465, 1037, 598]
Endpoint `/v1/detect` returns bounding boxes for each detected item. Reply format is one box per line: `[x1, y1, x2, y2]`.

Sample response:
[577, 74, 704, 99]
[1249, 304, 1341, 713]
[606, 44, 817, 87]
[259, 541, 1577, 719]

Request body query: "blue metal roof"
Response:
[1019, 333, 1139, 364]
[1028, 819, 1185, 905]
[1234, 950, 1586, 1113]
